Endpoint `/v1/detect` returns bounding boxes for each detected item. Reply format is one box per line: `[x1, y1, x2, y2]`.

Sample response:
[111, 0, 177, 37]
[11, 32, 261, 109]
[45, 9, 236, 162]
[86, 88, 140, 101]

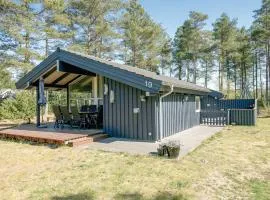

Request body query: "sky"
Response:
[140, 0, 262, 38]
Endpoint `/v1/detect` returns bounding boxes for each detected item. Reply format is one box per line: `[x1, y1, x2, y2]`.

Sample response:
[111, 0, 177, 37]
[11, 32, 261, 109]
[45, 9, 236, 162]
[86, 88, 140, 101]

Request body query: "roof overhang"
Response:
[16, 48, 162, 93]
[16, 48, 211, 96]
[160, 85, 209, 96]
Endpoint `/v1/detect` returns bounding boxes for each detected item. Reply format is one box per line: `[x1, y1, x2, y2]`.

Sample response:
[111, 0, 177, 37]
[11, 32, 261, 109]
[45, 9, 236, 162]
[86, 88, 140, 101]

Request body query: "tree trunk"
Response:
[266, 44, 269, 104]
[220, 54, 224, 92]
[218, 61, 221, 91]
[205, 60, 208, 88]
[241, 62, 244, 97]
[186, 61, 190, 82]
[24, 32, 30, 63]
[193, 60, 196, 84]
[178, 62, 182, 80]
[234, 62, 237, 99]
[45, 37, 49, 57]
[255, 51, 258, 99]
[87, 31, 91, 55]
[226, 56, 230, 97]
[132, 45, 136, 67]
[260, 57, 263, 99]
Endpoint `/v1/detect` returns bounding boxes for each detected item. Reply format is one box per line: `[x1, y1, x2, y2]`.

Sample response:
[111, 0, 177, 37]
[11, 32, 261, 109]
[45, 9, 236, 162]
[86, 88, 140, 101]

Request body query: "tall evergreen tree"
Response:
[173, 11, 208, 83]
[199, 31, 216, 88]
[67, 0, 122, 58]
[253, 0, 270, 103]
[0, 0, 40, 85]
[213, 13, 237, 93]
[121, 0, 169, 72]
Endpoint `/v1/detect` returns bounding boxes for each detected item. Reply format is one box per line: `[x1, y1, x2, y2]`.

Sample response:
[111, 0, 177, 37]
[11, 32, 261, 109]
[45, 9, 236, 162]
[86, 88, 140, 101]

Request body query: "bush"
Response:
[0, 91, 36, 121]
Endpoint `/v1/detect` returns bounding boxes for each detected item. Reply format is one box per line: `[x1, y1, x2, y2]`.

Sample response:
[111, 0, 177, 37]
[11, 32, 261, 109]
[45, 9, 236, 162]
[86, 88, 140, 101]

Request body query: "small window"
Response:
[110, 90, 114, 103]
[195, 96, 200, 112]
[104, 84, 108, 95]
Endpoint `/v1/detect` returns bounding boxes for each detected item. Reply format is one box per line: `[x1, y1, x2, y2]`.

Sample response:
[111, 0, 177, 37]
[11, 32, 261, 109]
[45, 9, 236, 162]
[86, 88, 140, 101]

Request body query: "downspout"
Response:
[159, 84, 174, 140]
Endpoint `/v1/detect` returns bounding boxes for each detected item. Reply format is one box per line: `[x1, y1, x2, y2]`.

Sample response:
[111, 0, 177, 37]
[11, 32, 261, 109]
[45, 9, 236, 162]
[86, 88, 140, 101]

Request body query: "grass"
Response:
[0, 119, 270, 199]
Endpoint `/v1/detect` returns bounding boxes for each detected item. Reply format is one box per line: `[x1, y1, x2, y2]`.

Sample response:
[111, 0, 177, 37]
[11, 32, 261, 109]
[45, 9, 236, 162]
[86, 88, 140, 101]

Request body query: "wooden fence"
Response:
[200, 109, 256, 126]
[200, 110, 228, 126]
[228, 109, 256, 126]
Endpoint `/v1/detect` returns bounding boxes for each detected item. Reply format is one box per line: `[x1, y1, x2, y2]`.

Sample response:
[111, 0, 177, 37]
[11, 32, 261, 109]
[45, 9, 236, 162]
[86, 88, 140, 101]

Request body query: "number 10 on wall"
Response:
[145, 80, 152, 88]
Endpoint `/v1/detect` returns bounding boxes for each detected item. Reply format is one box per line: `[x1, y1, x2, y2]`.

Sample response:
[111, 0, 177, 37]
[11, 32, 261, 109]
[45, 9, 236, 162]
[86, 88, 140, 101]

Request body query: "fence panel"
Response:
[200, 110, 227, 126]
[229, 109, 256, 126]
[201, 98, 256, 111]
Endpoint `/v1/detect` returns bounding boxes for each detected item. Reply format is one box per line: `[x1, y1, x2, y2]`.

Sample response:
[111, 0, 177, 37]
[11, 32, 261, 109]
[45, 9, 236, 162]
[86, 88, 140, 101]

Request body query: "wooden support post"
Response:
[36, 86, 41, 127]
[92, 76, 98, 105]
[67, 85, 70, 111]
[227, 109, 230, 125]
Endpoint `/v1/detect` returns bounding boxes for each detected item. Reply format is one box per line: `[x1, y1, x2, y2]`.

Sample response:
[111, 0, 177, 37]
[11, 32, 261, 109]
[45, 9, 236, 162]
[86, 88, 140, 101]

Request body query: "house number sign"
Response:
[145, 80, 153, 88]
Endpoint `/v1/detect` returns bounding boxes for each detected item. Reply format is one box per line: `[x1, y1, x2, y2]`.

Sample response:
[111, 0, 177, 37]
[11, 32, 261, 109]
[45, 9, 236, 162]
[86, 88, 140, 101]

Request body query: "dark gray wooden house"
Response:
[16, 48, 210, 141]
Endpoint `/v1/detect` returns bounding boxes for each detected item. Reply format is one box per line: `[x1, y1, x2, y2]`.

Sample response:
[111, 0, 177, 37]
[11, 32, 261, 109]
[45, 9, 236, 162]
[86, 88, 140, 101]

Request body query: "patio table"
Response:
[79, 112, 98, 128]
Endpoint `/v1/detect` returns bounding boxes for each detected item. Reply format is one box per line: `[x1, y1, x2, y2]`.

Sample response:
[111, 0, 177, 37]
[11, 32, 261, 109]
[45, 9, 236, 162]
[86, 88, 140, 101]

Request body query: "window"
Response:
[104, 84, 108, 95]
[110, 90, 114, 103]
[195, 96, 201, 112]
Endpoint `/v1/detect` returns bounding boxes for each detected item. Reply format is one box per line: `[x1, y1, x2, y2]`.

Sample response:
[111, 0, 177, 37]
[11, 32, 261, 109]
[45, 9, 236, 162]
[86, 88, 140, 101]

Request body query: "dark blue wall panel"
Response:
[103, 77, 158, 140]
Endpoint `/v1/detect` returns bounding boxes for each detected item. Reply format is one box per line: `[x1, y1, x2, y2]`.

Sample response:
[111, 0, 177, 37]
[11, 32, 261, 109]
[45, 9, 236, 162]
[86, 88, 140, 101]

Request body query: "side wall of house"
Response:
[155, 93, 200, 139]
[103, 77, 158, 141]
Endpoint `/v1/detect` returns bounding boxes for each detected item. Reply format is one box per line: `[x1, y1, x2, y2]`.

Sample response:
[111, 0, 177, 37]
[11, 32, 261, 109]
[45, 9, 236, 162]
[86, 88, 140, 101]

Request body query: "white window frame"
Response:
[195, 96, 201, 112]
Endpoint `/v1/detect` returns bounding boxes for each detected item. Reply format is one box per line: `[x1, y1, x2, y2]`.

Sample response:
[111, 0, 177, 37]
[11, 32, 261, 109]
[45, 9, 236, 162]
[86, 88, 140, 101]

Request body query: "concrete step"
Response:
[67, 137, 92, 147]
[67, 133, 108, 147]
[91, 133, 109, 142]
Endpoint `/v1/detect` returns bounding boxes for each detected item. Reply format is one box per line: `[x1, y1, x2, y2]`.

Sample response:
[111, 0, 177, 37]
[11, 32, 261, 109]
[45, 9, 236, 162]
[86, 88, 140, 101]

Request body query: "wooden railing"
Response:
[200, 108, 256, 126]
[228, 109, 256, 126]
[200, 110, 228, 126]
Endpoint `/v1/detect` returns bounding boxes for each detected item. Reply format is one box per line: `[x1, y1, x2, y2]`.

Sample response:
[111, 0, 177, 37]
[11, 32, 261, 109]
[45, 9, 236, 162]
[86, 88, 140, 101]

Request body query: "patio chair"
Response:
[70, 106, 86, 129]
[88, 105, 97, 113]
[59, 106, 72, 128]
[52, 105, 63, 128]
[80, 105, 88, 113]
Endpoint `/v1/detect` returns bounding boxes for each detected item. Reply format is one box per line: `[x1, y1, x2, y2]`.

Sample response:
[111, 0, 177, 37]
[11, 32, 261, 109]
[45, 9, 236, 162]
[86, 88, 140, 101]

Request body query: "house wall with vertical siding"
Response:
[103, 78, 202, 141]
[103, 77, 158, 140]
[157, 94, 200, 139]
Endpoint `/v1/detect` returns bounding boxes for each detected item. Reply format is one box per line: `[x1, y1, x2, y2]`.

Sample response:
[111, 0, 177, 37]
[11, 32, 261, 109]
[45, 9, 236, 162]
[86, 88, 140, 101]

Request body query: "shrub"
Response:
[0, 91, 36, 121]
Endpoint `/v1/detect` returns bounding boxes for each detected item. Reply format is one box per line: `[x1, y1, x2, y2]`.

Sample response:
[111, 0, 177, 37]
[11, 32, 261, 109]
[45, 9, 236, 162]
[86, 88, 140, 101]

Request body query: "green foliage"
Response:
[121, 0, 170, 72]
[66, 0, 123, 57]
[212, 13, 238, 93]
[0, 91, 36, 120]
[0, 0, 269, 108]
[173, 11, 208, 82]
[249, 179, 270, 200]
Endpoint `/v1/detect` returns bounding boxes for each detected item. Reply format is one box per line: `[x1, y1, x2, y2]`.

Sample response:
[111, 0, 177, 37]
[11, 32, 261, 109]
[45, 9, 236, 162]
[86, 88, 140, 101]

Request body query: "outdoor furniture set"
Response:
[52, 105, 103, 129]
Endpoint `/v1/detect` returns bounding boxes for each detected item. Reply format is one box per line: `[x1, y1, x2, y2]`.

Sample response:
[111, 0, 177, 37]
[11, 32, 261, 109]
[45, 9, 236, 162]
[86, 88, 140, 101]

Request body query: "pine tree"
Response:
[0, 0, 40, 83]
[37, 0, 72, 57]
[121, 0, 168, 72]
[67, 0, 122, 58]
[213, 13, 237, 93]
[253, 0, 270, 103]
[173, 11, 208, 83]
[199, 31, 216, 88]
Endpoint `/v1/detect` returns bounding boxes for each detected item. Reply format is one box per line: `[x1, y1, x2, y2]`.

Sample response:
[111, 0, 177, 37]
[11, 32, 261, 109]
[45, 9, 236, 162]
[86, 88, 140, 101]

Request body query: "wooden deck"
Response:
[0, 123, 106, 146]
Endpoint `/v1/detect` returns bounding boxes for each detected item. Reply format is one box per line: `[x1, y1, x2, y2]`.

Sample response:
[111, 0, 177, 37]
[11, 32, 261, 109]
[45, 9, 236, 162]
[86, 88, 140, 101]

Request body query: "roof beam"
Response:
[32, 82, 66, 89]
[65, 74, 82, 86]
[57, 61, 96, 76]
[43, 67, 57, 79]
[51, 73, 70, 85]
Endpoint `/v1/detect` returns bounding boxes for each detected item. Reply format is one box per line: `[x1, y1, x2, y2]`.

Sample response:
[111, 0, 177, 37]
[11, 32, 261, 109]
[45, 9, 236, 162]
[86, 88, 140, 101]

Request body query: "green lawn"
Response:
[0, 119, 270, 200]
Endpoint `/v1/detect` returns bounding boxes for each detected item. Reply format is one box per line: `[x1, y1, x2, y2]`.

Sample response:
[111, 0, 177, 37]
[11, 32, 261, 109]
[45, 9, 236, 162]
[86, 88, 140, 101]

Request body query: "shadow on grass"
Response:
[114, 191, 187, 200]
[0, 137, 61, 149]
[51, 192, 94, 200]
[50, 191, 187, 200]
